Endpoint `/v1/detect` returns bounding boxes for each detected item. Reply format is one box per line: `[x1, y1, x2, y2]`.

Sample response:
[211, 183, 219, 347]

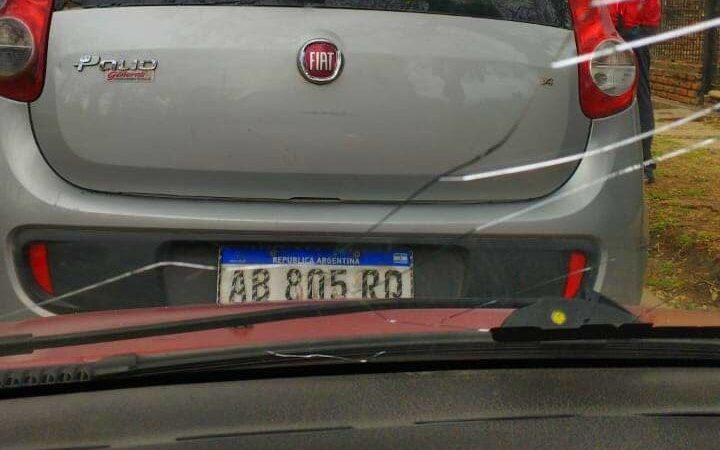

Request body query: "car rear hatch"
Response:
[29, 1, 590, 203]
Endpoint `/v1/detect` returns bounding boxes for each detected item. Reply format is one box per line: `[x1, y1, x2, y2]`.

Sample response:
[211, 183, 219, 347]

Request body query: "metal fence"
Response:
[651, 0, 720, 94]
[652, 0, 706, 65]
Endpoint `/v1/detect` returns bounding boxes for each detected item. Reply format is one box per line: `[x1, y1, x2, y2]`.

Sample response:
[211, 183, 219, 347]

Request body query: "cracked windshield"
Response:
[1, 0, 720, 394]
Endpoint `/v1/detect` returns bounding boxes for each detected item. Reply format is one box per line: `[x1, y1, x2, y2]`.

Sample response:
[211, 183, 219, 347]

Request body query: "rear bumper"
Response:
[0, 99, 646, 318]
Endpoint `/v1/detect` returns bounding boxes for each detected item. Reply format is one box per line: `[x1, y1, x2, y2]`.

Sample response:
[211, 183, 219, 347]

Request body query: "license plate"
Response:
[217, 246, 414, 304]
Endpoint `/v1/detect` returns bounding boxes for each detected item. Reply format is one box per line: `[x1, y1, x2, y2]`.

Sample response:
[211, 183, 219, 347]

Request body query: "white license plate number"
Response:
[217, 246, 413, 304]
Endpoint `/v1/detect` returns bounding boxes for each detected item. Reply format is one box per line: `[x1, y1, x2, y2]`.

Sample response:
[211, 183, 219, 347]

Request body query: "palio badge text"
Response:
[73, 56, 158, 82]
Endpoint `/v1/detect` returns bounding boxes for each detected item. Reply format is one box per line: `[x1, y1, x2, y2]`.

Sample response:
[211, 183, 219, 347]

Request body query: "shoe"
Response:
[644, 167, 656, 184]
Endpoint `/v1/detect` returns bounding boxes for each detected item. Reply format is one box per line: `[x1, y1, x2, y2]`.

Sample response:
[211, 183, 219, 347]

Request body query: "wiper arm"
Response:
[494, 323, 720, 342]
[493, 296, 720, 342]
[0, 297, 533, 357]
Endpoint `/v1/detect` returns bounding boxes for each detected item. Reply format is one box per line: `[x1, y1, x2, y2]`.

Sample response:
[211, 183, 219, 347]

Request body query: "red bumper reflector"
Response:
[563, 250, 587, 299]
[28, 242, 53, 295]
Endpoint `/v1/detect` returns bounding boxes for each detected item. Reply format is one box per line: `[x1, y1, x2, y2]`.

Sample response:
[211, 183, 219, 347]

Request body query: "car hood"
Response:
[0, 304, 717, 369]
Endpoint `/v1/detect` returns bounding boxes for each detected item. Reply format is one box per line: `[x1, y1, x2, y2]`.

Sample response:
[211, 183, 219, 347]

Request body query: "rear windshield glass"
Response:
[63, 0, 572, 29]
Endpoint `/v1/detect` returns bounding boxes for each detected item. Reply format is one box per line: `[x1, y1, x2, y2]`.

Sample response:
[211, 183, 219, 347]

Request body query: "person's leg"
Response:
[634, 43, 656, 181]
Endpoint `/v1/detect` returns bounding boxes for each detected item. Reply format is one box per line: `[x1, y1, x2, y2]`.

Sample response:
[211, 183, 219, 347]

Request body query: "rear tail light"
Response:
[562, 250, 587, 299]
[568, 0, 637, 118]
[0, 0, 53, 102]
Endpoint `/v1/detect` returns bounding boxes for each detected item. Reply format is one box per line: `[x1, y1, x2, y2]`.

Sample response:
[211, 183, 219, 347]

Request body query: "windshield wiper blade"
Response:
[110, 332, 720, 380]
[0, 297, 533, 357]
[10, 330, 720, 393]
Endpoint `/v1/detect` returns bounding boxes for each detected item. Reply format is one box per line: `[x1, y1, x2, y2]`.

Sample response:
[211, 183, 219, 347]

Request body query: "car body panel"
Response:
[30, 7, 589, 202]
[0, 95, 645, 318]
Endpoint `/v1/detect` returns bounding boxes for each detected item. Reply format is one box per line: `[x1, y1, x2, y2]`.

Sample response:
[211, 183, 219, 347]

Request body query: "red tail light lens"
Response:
[28, 242, 54, 295]
[0, 0, 53, 102]
[568, 0, 637, 118]
[563, 250, 587, 299]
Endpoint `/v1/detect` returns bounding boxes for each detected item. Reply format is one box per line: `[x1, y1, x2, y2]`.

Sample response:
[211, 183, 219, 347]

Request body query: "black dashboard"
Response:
[2, 366, 720, 449]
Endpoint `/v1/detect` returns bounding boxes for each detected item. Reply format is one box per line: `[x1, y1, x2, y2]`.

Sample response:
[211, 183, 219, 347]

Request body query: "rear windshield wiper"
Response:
[0, 297, 534, 357]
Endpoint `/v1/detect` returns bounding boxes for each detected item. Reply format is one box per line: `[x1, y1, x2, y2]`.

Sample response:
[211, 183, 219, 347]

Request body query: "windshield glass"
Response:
[0, 0, 718, 369]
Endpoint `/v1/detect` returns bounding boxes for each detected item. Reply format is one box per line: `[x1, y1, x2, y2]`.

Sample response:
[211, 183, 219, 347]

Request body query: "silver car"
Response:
[0, 0, 645, 318]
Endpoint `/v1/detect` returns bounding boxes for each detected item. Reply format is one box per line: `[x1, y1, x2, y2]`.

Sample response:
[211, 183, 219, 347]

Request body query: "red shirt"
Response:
[609, 0, 662, 29]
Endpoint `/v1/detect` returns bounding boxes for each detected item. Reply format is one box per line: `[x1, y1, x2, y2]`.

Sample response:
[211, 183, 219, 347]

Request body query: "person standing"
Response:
[610, 0, 662, 183]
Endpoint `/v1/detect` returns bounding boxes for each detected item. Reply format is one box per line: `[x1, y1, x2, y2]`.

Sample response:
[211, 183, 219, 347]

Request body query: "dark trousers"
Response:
[634, 44, 655, 166]
[621, 26, 656, 167]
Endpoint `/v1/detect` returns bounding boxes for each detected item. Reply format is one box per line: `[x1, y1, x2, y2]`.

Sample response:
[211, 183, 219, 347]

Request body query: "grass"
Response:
[646, 259, 683, 290]
[644, 124, 720, 309]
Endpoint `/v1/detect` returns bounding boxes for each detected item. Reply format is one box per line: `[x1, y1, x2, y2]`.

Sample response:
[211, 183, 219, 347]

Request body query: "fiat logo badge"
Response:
[297, 39, 343, 84]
